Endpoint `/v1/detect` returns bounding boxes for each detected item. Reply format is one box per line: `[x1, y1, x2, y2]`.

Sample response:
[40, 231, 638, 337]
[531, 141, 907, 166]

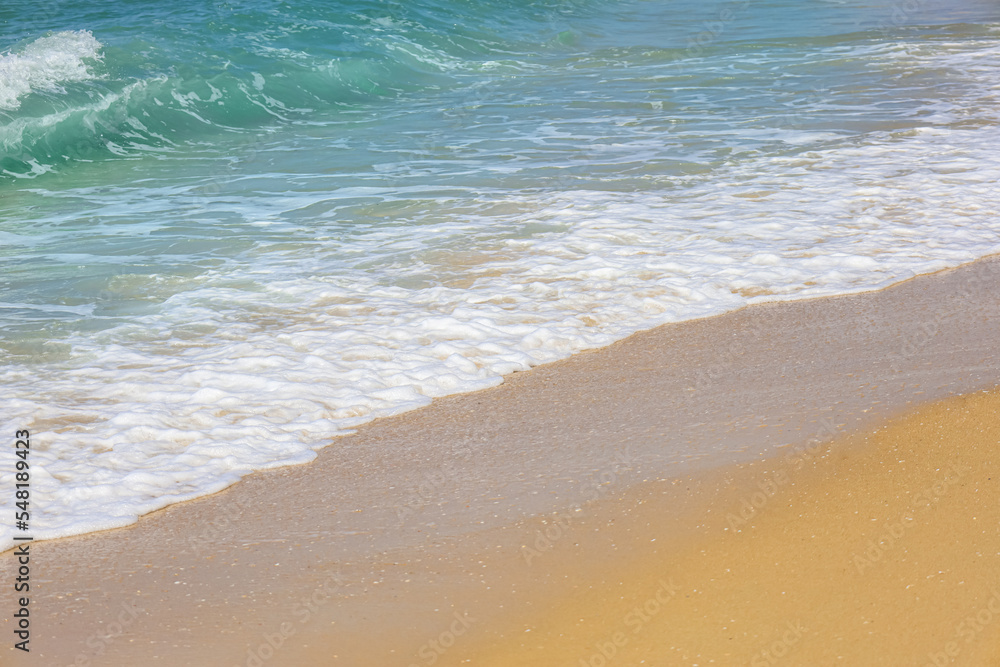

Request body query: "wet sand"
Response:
[447, 389, 1000, 666]
[4, 256, 1000, 666]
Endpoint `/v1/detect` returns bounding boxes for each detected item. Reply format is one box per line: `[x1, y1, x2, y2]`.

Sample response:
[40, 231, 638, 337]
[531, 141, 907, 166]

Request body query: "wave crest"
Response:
[0, 30, 103, 111]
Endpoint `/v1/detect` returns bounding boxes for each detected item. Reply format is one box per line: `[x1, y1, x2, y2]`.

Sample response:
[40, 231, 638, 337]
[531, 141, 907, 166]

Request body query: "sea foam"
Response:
[2, 114, 1000, 552]
[0, 31, 102, 111]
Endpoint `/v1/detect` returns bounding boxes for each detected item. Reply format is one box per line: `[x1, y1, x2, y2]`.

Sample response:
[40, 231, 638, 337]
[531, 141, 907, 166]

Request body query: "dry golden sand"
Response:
[5, 256, 1000, 666]
[446, 390, 1000, 667]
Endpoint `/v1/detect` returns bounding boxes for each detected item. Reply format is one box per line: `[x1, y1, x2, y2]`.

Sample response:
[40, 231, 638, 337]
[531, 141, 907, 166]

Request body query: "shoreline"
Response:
[2, 255, 994, 555]
[5, 254, 1000, 665]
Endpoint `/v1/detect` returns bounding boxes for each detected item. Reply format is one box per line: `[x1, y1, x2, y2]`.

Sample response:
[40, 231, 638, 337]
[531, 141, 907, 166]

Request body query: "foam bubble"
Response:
[0, 31, 103, 111]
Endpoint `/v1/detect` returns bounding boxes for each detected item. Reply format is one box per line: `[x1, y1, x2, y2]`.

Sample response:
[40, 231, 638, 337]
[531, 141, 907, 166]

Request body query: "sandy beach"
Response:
[450, 389, 1000, 666]
[5, 255, 1000, 666]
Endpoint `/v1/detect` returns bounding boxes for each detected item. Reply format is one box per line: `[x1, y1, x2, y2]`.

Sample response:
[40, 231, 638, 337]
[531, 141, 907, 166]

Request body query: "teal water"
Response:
[2, 0, 1000, 548]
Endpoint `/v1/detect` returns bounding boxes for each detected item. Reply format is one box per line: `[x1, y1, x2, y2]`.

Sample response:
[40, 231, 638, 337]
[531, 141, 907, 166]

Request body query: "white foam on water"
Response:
[0, 30, 103, 111]
[2, 35, 1000, 552]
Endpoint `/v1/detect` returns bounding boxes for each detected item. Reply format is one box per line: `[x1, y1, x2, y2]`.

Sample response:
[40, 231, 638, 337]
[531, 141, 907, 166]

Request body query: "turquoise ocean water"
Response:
[2, 0, 999, 548]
